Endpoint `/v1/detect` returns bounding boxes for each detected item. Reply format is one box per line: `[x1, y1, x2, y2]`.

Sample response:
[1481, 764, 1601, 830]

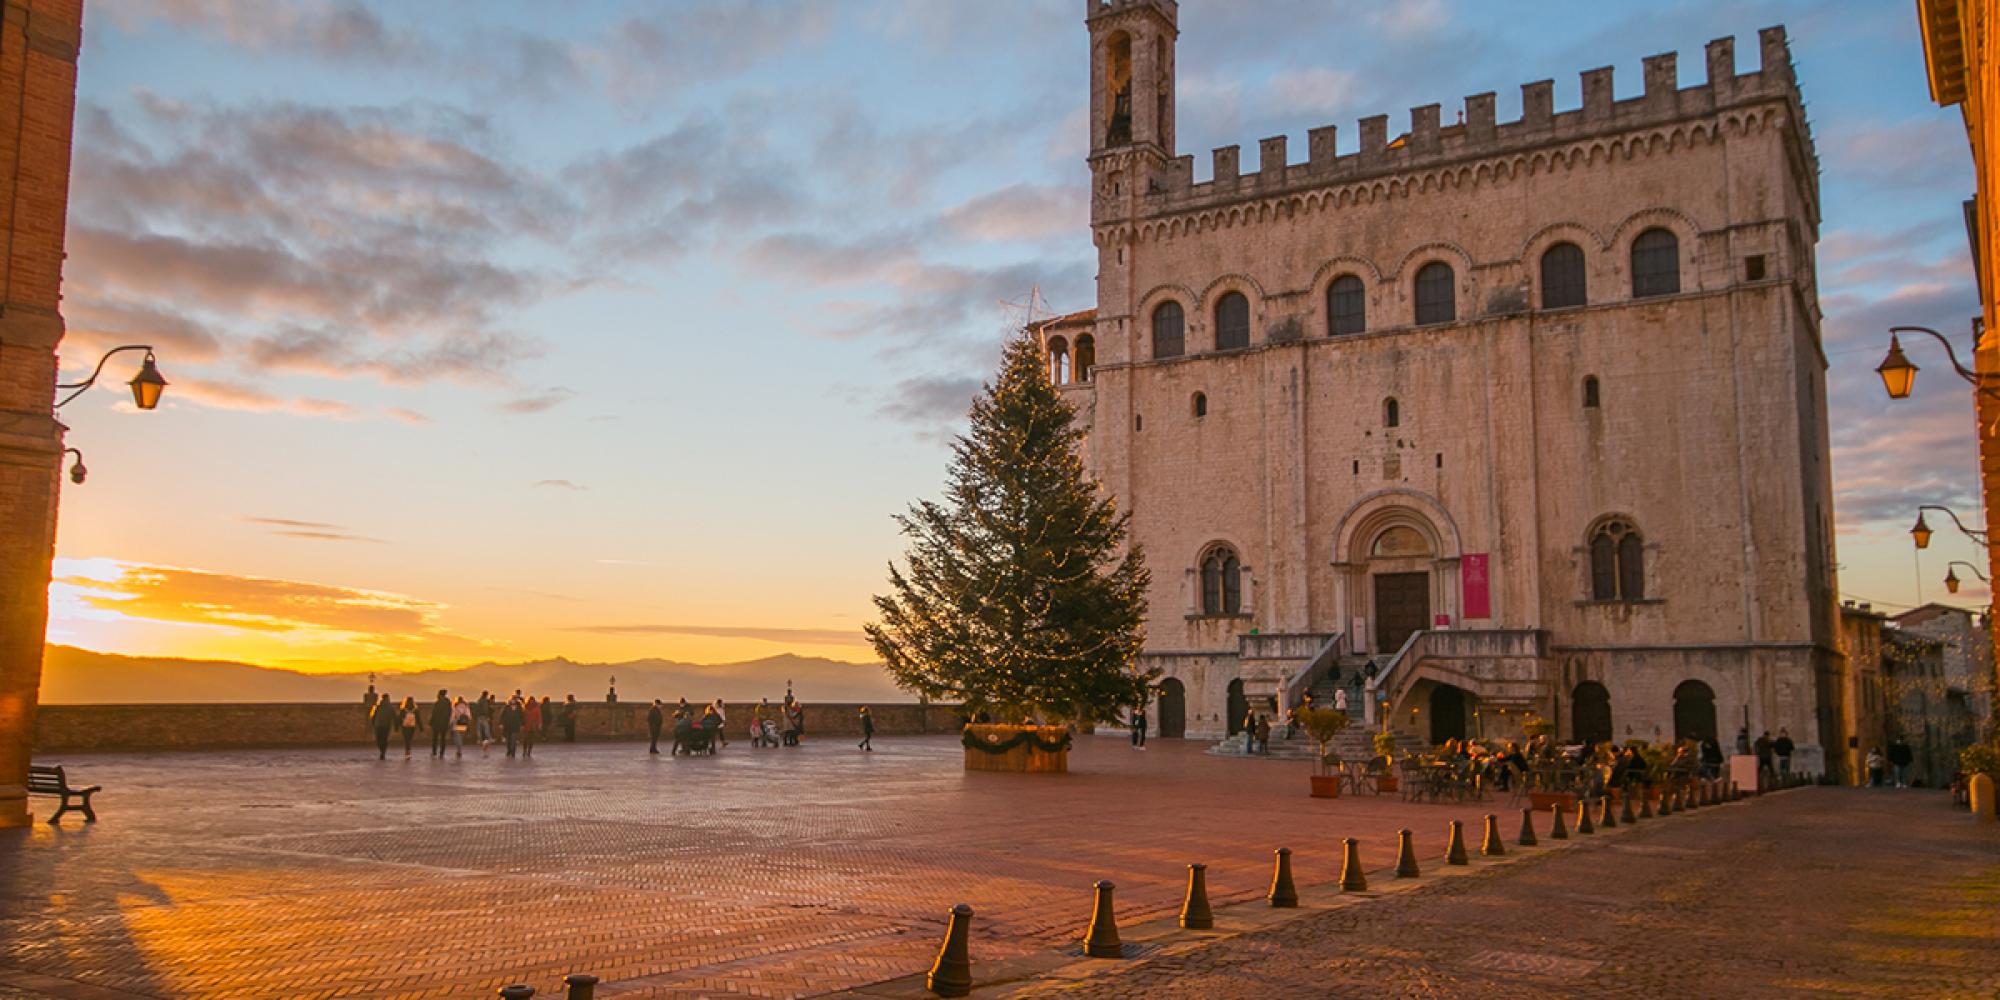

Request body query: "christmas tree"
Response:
[867, 331, 1153, 724]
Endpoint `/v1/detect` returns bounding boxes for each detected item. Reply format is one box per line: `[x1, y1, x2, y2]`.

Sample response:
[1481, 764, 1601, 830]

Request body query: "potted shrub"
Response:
[1300, 707, 1350, 798]
[1373, 730, 1400, 793]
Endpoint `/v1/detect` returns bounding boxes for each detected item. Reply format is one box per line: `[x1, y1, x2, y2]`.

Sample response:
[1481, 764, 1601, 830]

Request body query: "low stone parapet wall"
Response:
[32, 701, 965, 753]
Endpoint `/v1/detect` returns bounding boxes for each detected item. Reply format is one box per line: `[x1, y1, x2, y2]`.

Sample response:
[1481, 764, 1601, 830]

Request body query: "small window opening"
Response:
[1134, 414, 1143, 432]
[1352, 459, 1360, 475]
[1192, 392, 1208, 418]
[1435, 453, 1443, 469]
[1583, 375, 1600, 409]
[1745, 255, 1767, 281]
[1384, 397, 1400, 428]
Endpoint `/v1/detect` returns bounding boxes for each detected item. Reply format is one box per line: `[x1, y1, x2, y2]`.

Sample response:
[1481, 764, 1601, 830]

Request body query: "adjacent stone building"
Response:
[0, 0, 83, 828]
[1044, 1, 1840, 761]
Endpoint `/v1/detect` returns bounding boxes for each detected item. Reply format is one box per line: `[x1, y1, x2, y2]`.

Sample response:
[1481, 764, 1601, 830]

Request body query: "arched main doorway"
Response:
[1370, 525, 1432, 653]
[1572, 681, 1613, 745]
[1673, 680, 1717, 743]
[1428, 684, 1467, 744]
[1157, 678, 1186, 739]
[1225, 679, 1248, 736]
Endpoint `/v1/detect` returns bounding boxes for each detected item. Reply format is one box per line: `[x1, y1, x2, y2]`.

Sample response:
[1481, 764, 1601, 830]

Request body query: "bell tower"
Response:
[1085, 0, 1177, 223]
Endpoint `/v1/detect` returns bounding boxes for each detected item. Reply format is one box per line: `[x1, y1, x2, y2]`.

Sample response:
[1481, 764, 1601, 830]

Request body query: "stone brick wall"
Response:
[32, 702, 969, 753]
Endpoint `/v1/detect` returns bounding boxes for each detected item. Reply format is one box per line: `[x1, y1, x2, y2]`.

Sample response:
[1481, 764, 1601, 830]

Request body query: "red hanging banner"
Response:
[1462, 552, 1491, 620]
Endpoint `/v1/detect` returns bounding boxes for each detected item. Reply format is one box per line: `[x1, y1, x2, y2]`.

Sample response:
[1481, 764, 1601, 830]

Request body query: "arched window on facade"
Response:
[1414, 261, 1455, 325]
[1104, 32, 1132, 146]
[1215, 291, 1250, 351]
[1631, 228, 1681, 298]
[1192, 392, 1207, 418]
[1384, 397, 1400, 428]
[1583, 375, 1600, 409]
[1589, 518, 1645, 601]
[1046, 335, 1070, 385]
[1200, 545, 1242, 615]
[1152, 301, 1185, 359]
[1074, 334, 1096, 383]
[1541, 242, 1587, 309]
[1327, 274, 1365, 335]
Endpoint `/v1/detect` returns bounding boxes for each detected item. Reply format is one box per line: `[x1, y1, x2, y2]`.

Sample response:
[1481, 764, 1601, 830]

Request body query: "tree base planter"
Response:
[1376, 774, 1399, 794]
[1528, 790, 1577, 812]
[1309, 775, 1342, 799]
[963, 724, 1070, 773]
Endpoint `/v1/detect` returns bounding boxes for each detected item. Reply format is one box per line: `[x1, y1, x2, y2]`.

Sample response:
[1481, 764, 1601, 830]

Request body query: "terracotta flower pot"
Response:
[1309, 774, 1342, 799]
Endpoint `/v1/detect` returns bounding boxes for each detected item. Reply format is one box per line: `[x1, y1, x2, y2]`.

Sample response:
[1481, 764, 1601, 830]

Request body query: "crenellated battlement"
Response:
[1109, 27, 1814, 224]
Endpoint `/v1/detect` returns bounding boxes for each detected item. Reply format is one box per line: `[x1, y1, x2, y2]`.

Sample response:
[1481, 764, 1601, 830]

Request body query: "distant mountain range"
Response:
[38, 645, 906, 705]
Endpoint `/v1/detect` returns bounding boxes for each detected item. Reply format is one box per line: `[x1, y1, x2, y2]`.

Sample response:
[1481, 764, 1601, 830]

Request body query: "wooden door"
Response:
[1374, 572, 1430, 653]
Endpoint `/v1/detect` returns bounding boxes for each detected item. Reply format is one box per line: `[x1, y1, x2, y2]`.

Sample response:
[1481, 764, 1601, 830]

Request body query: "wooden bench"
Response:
[27, 764, 99, 824]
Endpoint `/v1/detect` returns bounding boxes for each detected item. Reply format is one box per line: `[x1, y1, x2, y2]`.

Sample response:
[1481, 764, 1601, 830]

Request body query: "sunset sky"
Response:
[47, 0, 1989, 676]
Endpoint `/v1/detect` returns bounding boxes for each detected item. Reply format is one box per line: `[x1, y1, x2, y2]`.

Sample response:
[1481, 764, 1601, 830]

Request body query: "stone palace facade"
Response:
[1038, 0, 1843, 762]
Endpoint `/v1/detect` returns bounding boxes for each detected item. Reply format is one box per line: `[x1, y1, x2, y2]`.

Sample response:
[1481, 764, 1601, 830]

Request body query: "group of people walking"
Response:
[366, 690, 580, 760]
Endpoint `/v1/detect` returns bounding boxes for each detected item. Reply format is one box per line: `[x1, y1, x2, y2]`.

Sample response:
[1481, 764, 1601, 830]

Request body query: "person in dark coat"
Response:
[1699, 735, 1724, 778]
[1753, 731, 1775, 778]
[1131, 705, 1147, 749]
[1773, 728, 1795, 778]
[647, 700, 665, 755]
[858, 706, 875, 752]
[699, 705, 723, 754]
[1888, 737, 1914, 787]
[539, 696, 555, 739]
[500, 698, 525, 758]
[370, 694, 396, 760]
[429, 690, 452, 758]
[672, 706, 694, 755]
[562, 695, 579, 742]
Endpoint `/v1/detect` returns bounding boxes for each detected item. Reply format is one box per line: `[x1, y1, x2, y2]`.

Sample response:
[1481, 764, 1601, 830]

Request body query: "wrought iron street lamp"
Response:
[1945, 561, 1989, 595]
[62, 447, 84, 484]
[55, 344, 167, 410]
[1911, 505, 1988, 551]
[1877, 324, 1998, 402]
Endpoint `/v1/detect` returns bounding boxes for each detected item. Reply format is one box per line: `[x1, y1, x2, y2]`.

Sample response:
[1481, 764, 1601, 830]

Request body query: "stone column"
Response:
[0, 0, 83, 829]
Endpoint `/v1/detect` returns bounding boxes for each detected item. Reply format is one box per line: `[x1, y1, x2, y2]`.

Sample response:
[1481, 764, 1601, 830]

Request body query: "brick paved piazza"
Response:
[1, 737, 1995, 999]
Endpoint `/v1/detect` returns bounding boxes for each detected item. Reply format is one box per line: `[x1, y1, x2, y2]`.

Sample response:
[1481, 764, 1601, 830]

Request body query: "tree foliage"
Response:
[866, 332, 1153, 723]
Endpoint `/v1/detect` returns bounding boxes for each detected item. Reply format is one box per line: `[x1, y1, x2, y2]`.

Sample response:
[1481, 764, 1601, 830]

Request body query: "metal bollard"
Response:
[1083, 881, 1122, 958]
[1575, 798, 1595, 834]
[1180, 864, 1213, 930]
[1268, 847, 1300, 907]
[1620, 791, 1637, 825]
[1339, 838, 1368, 892]
[928, 903, 973, 997]
[1517, 807, 1538, 847]
[1445, 819, 1469, 865]
[1548, 802, 1569, 840]
[1597, 794, 1617, 829]
[1395, 828, 1421, 877]
[1639, 788, 1655, 819]
[1480, 814, 1505, 857]
[498, 987, 534, 1000]
[564, 974, 598, 1000]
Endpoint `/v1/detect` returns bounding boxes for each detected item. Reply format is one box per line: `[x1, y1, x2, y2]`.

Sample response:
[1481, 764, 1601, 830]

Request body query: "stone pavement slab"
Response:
[0, 735, 1517, 999]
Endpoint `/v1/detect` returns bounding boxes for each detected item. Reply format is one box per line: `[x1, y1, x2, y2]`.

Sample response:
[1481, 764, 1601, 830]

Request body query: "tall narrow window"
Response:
[1192, 392, 1207, 417]
[1046, 335, 1070, 385]
[1327, 274, 1365, 335]
[1074, 334, 1096, 382]
[1104, 33, 1133, 146]
[1414, 261, 1455, 325]
[1583, 375, 1600, 409]
[1201, 546, 1242, 615]
[1540, 242, 1587, 308]
[1152, 301, 1184, 359]
[1589, 519, 1644, 601]
[1384, 397, 1400, 428]
[1215, 291, 1250, 350]
[1631, 228, 1680, 298]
